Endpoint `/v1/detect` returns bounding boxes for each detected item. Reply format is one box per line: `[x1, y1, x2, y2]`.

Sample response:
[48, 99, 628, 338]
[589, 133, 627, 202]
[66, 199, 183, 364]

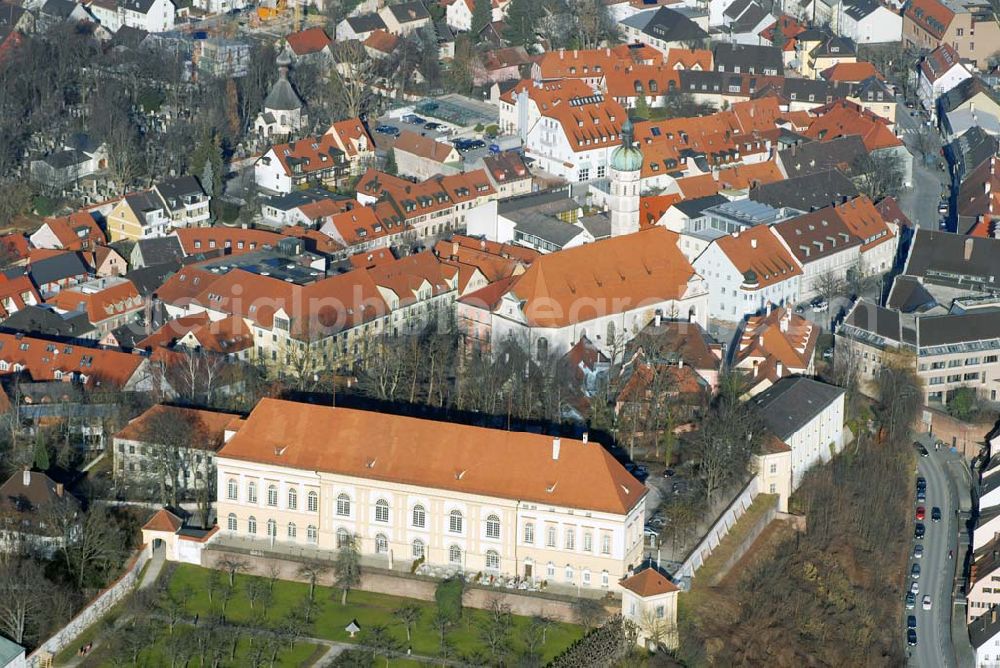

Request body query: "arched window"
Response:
[412, 504, 426, 528]
[649, 79, 658, 93]
[267, 485, 278, 507]
[583, 532, 593, 552]
[536, 337, 548, 361]
[449, 509, 463, 533]
[267, 519, 277, 538]
[375, 534, 388, 553]
[546, 526, 556, 547]
[307, 491, 318, 512]
[227, 513, 237, 531]
[583, 569, 591, 586]
[448, 545, 462, 564]
[412, 539, 425, 558]
[601, 570, 610, 587]
[336, 493, 351, 516]
[565, 530, 575, 550]
[288, 522, 297, 539]
[227, 479, 238, 500]
[248, 516, 257, 534]
[564, 565, 574, 582]
[375, 499, 390, 523]
[485, 550, 500, 570]
[485, 514, 501, 540]
[247, 481, 258, 504]
[601, 534, 612, 555]
[307, 525, 318, 543]
[336, 528, 350, 548]
[287, 488, 298, 510]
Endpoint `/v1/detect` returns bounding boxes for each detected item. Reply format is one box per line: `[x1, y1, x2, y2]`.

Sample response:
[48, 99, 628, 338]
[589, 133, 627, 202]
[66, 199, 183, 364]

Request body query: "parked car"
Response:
[905, 592, 916, 609]
[374, 124, 400, 137]
[913, 544, 923, 559]
[794, 304, 805, 314]
[922, 595, 932, 610]
[918, 444, 929, 457]
[663, 468, 676, 478]
[907, 629, 917, 646]
[916, 506, 926, 520]
[938, 200, 949, 214]
[811, 297, 829, 312]
[643, 525, 659, 539]
[931, 507, 941, 522]
[917, 476, 926, 489]
[401, 114, 426, 124]
[423, 122, 443, 130]
[822, 348, 833, 360]
[907, 615, 917, 629]
[911, 563, 920, 579]
[914, 523, 925, 539]
[910, 580, 919, 594]
[917, 489, 926, 503]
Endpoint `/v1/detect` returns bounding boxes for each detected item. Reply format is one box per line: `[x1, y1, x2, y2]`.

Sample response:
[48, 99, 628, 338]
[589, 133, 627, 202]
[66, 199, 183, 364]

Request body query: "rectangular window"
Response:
[524, 523, 534, 544]
[546, 526, 557, 548]
[601, 534, 611, 554]
[565, 530, 575, 550]
[583, 532, 593, 552]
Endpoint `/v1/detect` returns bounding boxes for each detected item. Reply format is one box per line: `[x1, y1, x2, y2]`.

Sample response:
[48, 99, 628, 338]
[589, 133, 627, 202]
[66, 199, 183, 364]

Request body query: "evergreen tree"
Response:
[384, 148, 398, 176]
[772, 22, 786, 50]
[503, 0, 540, 48]
[33, 439, 49, 472]
[471, 0, 492, 37]
[633, 94, 651, 121]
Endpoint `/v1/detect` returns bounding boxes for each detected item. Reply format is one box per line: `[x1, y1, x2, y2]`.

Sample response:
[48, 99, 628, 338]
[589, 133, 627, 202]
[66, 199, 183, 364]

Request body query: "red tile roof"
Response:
[118, 404, 242, 450]
[142, 508, 184, 533]
[325, 118, 375, 161]
[218, 398, 646, 515]
[285, 27, 332, 55]
[804, 99, 901, 151]
[363, 29, 399, 53]
[39, 211, 106, 250]
[715, 226, 802, 288]
[136, 313, 253, 354]
[0, 332, 146, 386]
[620, 567, 680, 596]
[904, 0, 954, 40]
[174, 228, 284, 256]
[503, 227, 696, 328]
[47, 278, 143, 324]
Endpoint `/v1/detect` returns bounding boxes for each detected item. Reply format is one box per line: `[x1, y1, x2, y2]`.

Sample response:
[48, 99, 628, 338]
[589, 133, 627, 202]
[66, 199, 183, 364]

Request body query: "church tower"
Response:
[608, 117, 643, 237]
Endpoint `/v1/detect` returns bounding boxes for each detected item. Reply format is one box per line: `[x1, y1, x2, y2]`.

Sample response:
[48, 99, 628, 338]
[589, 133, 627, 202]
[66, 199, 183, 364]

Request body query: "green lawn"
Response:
[167, 564, 583, 662]
[72, 625, 322, 668]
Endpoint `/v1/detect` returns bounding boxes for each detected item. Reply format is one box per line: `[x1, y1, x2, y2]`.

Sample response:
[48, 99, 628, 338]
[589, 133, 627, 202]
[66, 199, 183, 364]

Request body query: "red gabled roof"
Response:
[904, 0, 954, 40]
[39, 211, 107, 251]
[285, 27, 332, 55]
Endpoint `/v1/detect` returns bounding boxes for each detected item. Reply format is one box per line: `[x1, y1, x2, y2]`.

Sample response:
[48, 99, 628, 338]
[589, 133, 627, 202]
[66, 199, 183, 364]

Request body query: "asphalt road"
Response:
[895, 105, 950, 231]
[909, 438, 961, 667]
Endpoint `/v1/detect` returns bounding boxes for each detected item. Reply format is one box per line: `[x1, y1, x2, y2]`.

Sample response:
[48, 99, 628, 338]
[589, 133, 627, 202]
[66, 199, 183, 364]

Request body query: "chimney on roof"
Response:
[552, 437, 561, 460]
[654, 312, 662, 327]
[766, 302, 772, 316]
[679, 358, 684, 369]
[965, 237, 974, 260]
[560, 48, 564, 59]
[777, 361, 784, 376]
[780, 310, 790, 333]
[56, 483, 63, 497]
[751, 238, 758, 249]
[22, 469, 29, 486]
[573, 49, 578, 58]
[582, 431, 589, 444]
[452, 241, 459, 257]
[758, 334, 764, 347]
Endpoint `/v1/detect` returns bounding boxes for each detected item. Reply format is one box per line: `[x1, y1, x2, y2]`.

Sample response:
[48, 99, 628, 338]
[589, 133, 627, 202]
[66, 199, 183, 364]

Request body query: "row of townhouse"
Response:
[679, 195, 898, 323]
[107, 176, 210, 242]
[154, 240, 523, 374]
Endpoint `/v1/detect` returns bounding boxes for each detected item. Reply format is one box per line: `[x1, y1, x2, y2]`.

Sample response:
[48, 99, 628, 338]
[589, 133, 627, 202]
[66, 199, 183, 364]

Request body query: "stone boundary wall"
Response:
[27, 546, 150, 667]
[675, 476, 761, 582]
